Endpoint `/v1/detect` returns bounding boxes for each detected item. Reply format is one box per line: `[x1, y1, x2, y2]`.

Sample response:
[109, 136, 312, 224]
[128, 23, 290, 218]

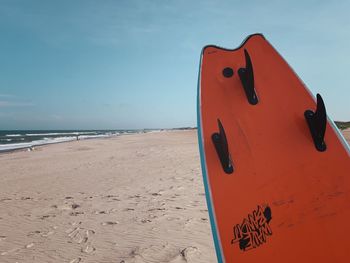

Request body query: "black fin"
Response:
[304, 94, 327, 152]
[211, 119, 234, 174]
[238, 49, 259, 105]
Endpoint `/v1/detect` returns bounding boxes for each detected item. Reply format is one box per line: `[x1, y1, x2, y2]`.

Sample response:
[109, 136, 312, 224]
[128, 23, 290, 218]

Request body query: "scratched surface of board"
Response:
[197, 34, 350, 263]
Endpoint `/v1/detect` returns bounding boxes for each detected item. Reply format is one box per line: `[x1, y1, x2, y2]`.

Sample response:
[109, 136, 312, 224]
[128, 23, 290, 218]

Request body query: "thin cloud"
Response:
[0, 101, 34, 107]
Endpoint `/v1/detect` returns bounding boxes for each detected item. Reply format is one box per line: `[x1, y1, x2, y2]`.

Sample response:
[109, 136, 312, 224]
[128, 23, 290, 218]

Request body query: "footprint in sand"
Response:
[57, 203, 79, 211]
[81, 242, 95, 253]
[27, 229, 57, 237]
[180, 246, 201, 261]
[140, 219, 152, 223]
[164, 247, 200, 263]
[57, 204, 72, 210]
[39, 214, 56, 220]
[71, 203, 80, 209]
[127, 195, 137, 199]
[68, 228, 85, 244]
[151, 192, 163, 196]
[101, 221, 119, 226]
[1, 243, 35, 256]
[70, 221, 82, 226]
[20, 196, 32, 200]
[94, 210, 108, 215]
[0, 198, 12, 202]
[70, 211, 84, 216]
[41, 230, 55, 237]
[1, 247, 20, 256]
[122, 244, 201, 263]
[69, 258, 82, 263]
[25, 243, 34, 248]
[67, 227, 95, 245]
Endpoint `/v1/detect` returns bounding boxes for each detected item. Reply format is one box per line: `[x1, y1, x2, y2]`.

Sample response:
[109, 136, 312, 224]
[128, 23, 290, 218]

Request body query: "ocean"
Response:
[0, 130, 144, 152]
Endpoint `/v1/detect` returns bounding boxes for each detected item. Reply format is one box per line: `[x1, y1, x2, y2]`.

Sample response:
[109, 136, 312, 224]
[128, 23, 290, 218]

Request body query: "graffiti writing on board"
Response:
[231, 205, 272, 251]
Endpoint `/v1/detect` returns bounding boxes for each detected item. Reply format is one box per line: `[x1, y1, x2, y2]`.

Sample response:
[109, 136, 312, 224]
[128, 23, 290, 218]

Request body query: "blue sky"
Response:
[0, 0, 349, 129]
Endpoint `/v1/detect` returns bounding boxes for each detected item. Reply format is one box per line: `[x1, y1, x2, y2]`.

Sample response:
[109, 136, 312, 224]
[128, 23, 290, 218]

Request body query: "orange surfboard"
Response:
[197, 34, 350, 262]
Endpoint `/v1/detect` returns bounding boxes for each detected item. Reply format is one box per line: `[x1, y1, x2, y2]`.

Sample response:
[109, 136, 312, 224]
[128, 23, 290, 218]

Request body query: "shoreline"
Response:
[0, 134, 118, 154]
[0, 129, 197, 154]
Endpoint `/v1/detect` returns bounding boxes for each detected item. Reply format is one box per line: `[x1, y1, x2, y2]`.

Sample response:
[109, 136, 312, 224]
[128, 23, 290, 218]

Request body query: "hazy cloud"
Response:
[0, 101, 34, 107]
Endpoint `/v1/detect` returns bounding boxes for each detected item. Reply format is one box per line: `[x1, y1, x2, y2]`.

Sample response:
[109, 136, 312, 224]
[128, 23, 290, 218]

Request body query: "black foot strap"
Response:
[304, 94, 327, 152]
[211, 119, 234, 174]
[238, 49, 259, 105]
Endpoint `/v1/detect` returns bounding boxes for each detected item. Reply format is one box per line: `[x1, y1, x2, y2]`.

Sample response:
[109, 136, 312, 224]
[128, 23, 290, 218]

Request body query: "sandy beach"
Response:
[342, 128, 350, 143]
[0, 129, 349, 263]
[0, 130, 215, 263]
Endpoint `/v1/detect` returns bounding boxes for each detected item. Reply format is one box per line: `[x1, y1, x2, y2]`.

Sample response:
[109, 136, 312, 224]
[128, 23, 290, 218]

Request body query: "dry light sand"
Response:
[0, 130, 215, 263]
[342, 128, 350, 144]
[0, 129, 349, 263]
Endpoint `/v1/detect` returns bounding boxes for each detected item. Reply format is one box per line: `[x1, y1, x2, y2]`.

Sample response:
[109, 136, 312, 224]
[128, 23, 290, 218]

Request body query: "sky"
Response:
[0, 0, 349, 130]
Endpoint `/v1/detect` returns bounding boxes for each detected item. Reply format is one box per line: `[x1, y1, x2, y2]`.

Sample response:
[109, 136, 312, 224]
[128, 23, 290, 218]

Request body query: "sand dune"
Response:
[0, 130, 349, 263]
